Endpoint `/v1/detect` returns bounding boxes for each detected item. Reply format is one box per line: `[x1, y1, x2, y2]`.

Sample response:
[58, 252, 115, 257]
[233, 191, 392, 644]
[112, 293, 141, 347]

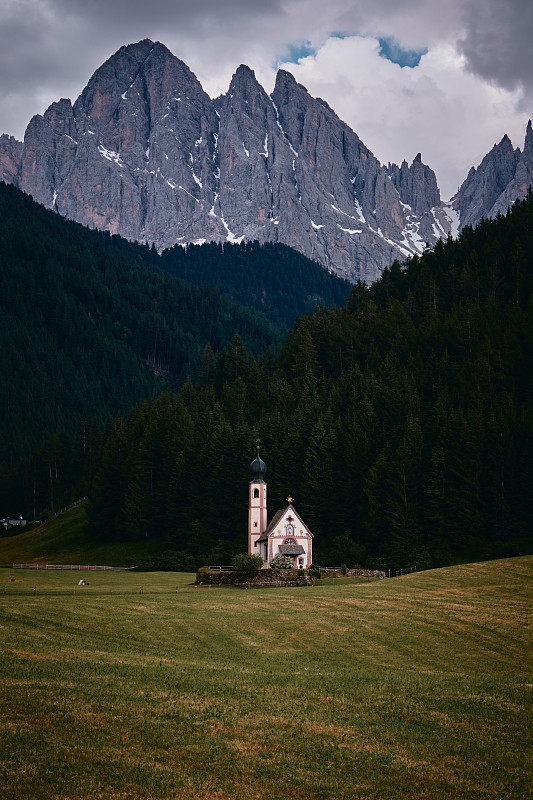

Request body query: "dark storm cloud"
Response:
[458, 0, 533, 95]
[0, 0, 283, 138]
[0, 3, 63, 90]
[50, 0, 282, 33]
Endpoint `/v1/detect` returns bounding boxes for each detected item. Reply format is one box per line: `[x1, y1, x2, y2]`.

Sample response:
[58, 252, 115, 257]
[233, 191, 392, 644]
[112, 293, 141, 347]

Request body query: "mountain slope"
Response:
[0, 40, 452, 282]
[0, 179, 351, 465]
[0, 181, 285, 464]
[159, 240, 351, 327]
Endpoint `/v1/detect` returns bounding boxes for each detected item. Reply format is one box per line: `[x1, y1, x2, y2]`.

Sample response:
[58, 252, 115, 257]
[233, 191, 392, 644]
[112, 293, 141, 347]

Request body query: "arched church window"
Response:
[283, 537, 296, 545]
[253, 488, 259, 498]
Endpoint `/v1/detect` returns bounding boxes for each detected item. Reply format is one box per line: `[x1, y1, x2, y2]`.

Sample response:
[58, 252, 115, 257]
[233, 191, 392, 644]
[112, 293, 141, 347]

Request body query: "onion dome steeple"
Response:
[249, 443, 267, 482]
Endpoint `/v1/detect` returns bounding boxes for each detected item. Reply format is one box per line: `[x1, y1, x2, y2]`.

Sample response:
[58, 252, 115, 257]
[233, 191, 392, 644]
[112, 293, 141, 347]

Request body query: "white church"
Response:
[247, 447, 313, 569]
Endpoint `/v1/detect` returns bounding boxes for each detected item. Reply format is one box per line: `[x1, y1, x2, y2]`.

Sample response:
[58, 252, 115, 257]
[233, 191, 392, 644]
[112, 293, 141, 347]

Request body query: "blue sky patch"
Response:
[277, 32, 353, 67]
[378, 37, 427, 68]
[277, 33, 426, 70]
[277, 41, 317, 67]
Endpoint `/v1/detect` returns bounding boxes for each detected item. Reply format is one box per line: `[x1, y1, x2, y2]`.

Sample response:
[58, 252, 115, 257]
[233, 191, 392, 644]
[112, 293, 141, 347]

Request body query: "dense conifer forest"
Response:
[0, 182, 348, 465]
[159, 240, 351, 326]
[1, 186, 532, 570]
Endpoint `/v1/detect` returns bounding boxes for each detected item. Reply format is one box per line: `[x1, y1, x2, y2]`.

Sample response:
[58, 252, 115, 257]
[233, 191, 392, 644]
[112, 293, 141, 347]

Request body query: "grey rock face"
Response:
[451, 122, 533, 229]
[484, 120, 533, 219]
[385, 152, 451, 255]
[0, 134, 22, 185]
[386, 153, 440, 214]
[0, 40, 531, 283]
[268, 70, 409, 280]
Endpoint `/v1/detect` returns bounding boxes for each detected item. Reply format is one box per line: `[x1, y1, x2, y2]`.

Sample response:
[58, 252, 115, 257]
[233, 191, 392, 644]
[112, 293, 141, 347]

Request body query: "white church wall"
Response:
[266, 508, 313, 568]
[248, 479, 267, 554]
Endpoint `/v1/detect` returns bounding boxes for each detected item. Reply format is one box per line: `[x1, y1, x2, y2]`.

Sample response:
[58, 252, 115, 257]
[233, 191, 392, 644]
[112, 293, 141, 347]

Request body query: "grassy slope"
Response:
[0, 556, 531, 799]
[0, 503, 161, 567]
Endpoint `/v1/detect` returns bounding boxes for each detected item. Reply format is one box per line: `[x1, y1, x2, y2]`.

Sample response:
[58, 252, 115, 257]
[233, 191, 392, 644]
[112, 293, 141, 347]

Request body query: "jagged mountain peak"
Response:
[495, 134, 517, 157]
[231, 64, 258, 82]
[227, 63, 268, 103]
[119, 38, 156, 56]
[451, 120, 531, 228]
[386, 153, 440, 214]
[0, 40, 531, 283]
[272, 68, 310, 106]
[274, 69, 298, 88]
[272, 69, 342, 129]
[75, 40, 156, 124]
[74, 39, 207, 131]
[42, 99, 74, 133]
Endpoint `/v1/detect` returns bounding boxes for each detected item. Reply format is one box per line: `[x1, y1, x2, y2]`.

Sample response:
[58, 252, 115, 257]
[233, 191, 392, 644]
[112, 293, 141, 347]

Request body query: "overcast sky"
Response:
[0, 0, 531, 199]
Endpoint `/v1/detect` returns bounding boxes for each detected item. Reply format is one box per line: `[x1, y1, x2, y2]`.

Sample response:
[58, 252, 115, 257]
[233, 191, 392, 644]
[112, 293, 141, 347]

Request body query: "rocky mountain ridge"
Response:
[1, 39, 532, 283]
[451, 122, 533, 229]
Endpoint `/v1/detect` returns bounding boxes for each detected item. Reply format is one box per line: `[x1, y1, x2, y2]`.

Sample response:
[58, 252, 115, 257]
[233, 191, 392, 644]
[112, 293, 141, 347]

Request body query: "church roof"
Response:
[256, 508, 285, 542]
[249, 448, 267, 482]
[256, 504, 313, 543]
[279, 544, 305, 555]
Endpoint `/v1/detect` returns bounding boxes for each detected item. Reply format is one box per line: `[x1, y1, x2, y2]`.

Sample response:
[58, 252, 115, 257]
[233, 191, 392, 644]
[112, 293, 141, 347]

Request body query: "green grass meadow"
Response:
[1, 557, 531, 799]
[0, 503, 162, 567]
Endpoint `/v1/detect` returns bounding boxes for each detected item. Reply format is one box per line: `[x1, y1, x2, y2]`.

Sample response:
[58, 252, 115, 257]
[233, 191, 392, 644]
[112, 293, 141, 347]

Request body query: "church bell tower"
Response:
[248, 445, 267, 554]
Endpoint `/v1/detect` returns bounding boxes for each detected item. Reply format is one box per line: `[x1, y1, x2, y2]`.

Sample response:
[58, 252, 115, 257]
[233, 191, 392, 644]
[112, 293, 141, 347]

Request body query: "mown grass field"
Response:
[1, 557, 531, 800]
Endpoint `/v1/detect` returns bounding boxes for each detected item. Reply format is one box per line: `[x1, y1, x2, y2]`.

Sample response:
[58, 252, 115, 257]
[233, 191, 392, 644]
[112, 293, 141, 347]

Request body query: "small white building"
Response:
[2, 515, 26, 529]
[247, 448, 313, 569]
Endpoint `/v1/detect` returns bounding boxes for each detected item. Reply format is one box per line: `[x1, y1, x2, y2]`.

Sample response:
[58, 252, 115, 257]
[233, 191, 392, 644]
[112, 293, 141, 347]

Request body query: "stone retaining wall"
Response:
[320, 568, 386, 579]
[196, 566, 387, 586]
[196, 568, 313, 587]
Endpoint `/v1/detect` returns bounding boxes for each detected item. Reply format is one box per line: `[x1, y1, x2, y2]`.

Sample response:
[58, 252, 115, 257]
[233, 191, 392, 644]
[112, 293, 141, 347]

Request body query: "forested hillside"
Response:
[0, 183, 347, 465]
[159, 241, 351, 327]
[2, 192, 532, 570]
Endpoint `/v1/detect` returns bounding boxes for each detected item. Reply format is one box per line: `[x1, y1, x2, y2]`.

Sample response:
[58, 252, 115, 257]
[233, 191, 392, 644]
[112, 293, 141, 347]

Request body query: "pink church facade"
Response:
[247, 449, 313, 569]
